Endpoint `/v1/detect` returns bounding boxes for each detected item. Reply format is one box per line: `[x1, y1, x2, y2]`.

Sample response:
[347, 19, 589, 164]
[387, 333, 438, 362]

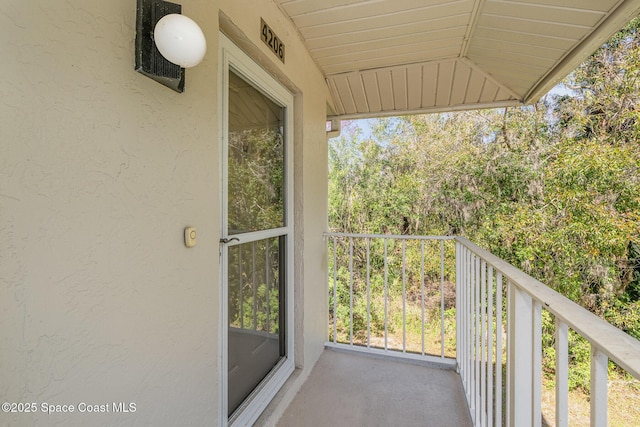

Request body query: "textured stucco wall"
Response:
[0, 0, 328, 425]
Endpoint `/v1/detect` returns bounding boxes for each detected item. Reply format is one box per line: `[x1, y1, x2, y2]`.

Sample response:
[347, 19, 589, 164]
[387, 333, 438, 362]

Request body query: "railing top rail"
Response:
[455, 236, 640, 379]
[324, 232, 455, 241]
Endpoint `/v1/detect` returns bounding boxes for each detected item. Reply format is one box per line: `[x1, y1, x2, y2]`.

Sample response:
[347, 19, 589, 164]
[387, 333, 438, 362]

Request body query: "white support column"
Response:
[508, 284, 533, 426]
[590, 346, 608, 427]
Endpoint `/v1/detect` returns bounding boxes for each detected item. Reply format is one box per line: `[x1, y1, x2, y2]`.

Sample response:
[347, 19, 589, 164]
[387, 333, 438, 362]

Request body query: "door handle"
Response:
[220, 237, 240, 244]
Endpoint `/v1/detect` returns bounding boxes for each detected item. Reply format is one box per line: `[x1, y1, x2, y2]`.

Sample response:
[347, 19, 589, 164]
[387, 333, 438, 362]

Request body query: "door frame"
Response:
[218, 33, 295, 426]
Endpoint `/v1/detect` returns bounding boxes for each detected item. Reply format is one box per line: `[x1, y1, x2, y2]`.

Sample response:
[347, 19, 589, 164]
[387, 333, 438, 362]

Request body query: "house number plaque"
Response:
[261, 18, 285, 63]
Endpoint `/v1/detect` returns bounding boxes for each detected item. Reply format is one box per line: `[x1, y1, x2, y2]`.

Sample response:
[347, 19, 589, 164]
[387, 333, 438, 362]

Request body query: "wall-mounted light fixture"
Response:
[135, 0, 206, 93]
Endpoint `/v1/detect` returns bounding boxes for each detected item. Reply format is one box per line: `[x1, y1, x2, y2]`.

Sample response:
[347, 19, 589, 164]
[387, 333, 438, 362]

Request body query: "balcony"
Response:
[270, 233, 640, 426]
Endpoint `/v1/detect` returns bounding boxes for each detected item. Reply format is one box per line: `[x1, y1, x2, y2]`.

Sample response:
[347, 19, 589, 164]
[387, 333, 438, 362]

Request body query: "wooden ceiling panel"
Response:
[421, 62, 439, 108]
[273, 0, 640, 118]
[392, 68, 408, 110]
[482, 1, 606, 26]
[475, 15, 590, 40]
[289, 0, 473, 29]
[502, 0, 618, 13]
[377, 71, 395, 111]
[333, 75, 357, 114]
[361, 73, 382, 112]
[450, 61, 472, 106]
[471, 37, 565, 62]
[347, 73, 370, 113]
[322, 46, 460, 75]
[296, 4, 472, 39]
[407, 66, 423, 110]
[464, 68, 487, 104]
[468, 46, 557, 69]
[278, 0, 373, 17]
[315, 37, 462, 66]
[472, 27, 577, 50]
[305, 21, 468, 50]
[310, 28, 467, 59]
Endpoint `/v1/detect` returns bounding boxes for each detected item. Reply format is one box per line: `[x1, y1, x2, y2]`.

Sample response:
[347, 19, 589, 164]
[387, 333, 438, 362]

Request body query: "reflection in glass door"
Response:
[222, 63, 293, 424]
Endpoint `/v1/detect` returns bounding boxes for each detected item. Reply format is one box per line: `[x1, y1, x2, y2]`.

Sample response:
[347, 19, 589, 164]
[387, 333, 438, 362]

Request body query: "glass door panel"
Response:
[227, 237, 285, 414]
[227, 70, 285, 235]
[225, 69, 288, 418]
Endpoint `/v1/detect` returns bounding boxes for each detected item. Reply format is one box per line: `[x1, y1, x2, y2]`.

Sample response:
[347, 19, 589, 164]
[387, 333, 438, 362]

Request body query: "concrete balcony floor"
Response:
[276, 348, 473, 427]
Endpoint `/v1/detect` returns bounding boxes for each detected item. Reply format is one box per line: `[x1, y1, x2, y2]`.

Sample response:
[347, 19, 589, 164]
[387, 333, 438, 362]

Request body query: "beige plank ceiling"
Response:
[274, 0, 640, 119]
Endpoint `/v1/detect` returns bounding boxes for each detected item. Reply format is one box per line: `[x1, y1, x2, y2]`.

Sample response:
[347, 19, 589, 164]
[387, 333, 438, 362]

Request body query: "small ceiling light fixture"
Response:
[135, 0, 207, 93]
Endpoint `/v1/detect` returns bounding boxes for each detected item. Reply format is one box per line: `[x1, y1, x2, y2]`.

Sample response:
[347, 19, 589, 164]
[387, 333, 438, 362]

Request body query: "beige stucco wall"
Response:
[0, 0, 328, 425]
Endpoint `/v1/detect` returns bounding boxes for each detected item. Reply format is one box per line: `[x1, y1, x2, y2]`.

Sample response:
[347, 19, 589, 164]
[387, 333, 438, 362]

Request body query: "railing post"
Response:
[495, 272, 503, 427]
[440, 240, 445, 358]
[332, 236, 337, 343]
[480, 260, 487, 427]
[474, 255, 480, 424]
[456, 241, 461, 369]
[366, 238, 371, 348]
[555, 319, 569, 427]
[532, 302, 542, 427]
[422, 241, 426, 356]
[590, 346, 608, 427]
[349, 237, 354, 345]
[508, 283, 533, 426]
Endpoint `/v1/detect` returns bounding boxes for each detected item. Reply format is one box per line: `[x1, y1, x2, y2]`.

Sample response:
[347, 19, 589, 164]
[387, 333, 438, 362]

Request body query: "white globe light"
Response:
[154, 14, 206, 68]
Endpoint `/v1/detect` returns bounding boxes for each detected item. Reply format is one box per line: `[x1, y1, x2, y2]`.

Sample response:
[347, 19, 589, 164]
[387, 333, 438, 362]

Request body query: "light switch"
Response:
[184, 226, 197, 248]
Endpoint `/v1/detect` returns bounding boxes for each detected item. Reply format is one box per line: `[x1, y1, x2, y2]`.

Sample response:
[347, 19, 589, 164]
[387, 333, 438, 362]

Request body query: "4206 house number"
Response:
[261, 19, 285, 63]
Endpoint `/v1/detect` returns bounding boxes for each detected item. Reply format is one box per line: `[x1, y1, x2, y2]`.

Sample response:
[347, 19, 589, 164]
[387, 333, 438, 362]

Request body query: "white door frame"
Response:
[218, 33, 295, 427]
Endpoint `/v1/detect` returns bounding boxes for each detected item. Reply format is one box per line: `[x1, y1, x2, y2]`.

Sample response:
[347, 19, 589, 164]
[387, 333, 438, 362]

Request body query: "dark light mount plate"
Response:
[135, 0, 185, 93]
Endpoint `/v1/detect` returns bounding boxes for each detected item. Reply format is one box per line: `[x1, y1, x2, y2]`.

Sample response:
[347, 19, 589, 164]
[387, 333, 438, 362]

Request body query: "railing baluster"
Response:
[495, 272, 503, 427]
[590, 346, 608, 427]
[384, 238, 388, 351]
[487, 265, 494, 427]
[467, 248, 472, 405]
[481, 260, 487, 427]
[402, 239, 407, 353]
[422, 240, 426, 356]
[266, 239, 270, 333]
[555, 318, 569, 427]
[332, 236, 337, 344]
[440, 240, 445, 358]
[533, 301, 542, 427]
[456, 241, 461, 366]
[349, 237, 354, 346]
[239, 245, 244, 330]
[475, 255, 481, 424]
[505, 280, 511, 427]
[252, 241, 257, 331]
[465, 248, 471, 406]
[366, 237, 371, 348]
[460, 246, 471, 401]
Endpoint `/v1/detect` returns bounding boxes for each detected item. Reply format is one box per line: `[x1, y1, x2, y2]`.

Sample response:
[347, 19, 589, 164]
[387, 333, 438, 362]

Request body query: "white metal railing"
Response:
[326, 232, 457, 366]
[325, 232, 640, 426]
[456, 237, 640, 427]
